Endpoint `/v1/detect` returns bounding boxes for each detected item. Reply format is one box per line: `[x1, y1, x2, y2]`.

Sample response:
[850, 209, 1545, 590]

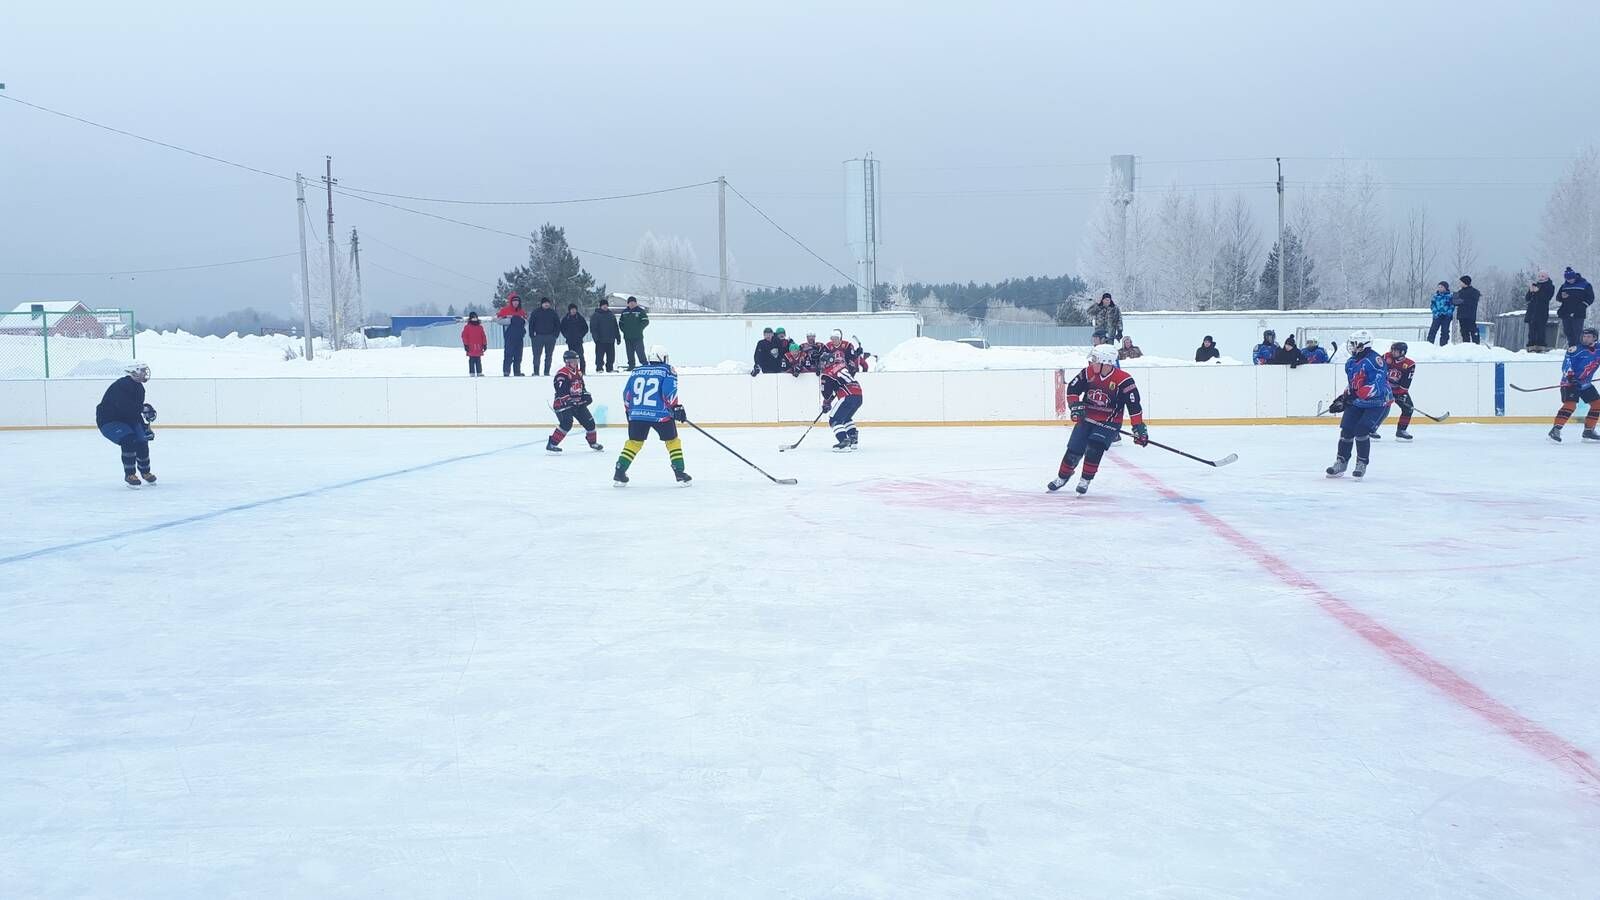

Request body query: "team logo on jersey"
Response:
[1086, 388, 1112, 407]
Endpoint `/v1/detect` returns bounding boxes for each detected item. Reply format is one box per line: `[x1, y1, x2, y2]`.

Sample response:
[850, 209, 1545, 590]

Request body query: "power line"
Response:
[0, 251, 301, 277]
[361, 235, 495, 285]
[723, 180, 863, 289]
[334, 180, 719, 206]
[1, 93, 295, 184]
[364, 260, 479, 293]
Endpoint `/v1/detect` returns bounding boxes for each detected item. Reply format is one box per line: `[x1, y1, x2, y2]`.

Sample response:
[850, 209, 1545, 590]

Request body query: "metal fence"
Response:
[0, 309, 138, 379]
[922, 323, 1094, 347]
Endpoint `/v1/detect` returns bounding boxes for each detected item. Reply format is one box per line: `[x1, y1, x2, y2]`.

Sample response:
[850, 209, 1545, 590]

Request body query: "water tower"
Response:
[844, 154, 882, 312]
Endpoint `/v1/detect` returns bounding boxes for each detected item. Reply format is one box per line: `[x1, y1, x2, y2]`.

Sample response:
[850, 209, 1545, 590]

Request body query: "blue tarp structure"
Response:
[389, 315, 458, 336]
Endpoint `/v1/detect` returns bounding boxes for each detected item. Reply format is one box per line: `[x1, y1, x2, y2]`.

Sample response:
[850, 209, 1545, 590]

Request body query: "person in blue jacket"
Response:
[1426, 282, 1454, 346]
[1323, 330, 1391, 479]
[1549, 326, 1600, 443]
[1252, 329, 1280, 365]
[1300, 338, 1329, 364]
[95, 360, 157, 487]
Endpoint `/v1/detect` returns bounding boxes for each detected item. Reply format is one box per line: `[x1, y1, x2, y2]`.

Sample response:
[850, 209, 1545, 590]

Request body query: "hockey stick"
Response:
[1413, 407, 1450, 423]
[1509, 383, 1561, 393]
[779, 410, 827, 452]
[685, 419, 798, 484]
[1085, 420, 1238, 467]
[851, 334, 879, 364]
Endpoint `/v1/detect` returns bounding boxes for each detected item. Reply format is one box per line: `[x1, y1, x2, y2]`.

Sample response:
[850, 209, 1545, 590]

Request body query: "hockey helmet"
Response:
[648, 345, 670, 363]
[563, 349, 579, 362]
[1583, 326, 1598, 345]
[124, 360, 151, 382]
[1347, 329, 1374, 355]
[1089, 344, 1119, 367]
[1389, 341, 1408, 356]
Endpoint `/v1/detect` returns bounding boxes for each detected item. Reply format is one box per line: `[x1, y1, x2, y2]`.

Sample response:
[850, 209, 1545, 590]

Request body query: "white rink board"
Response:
[0, 360, 1577, 427]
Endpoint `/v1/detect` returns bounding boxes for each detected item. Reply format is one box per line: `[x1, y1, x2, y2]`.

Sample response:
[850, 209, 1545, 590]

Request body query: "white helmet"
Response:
[124, 360, 151, 382]
[1089, 344, 1119, 367]
[1347, 329, 1374, 355]
[830, 328, 845, 341]
[647, 345, 670, 363]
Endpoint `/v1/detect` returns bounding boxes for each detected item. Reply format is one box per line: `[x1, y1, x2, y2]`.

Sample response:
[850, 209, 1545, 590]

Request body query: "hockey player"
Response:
[820, 357, 864, 450]
[547, 349, 604, 453]
[1047, 344, 1148, 495]
[1371, 341, 1417, 441]
[95, 360, 157, 487]
[1549, 326, 1600, 443]
[614, 346, 691, 484]
[1323, 330, 1392, 478]
[826, 329, 869, 371]
[783, 342, 811, 377]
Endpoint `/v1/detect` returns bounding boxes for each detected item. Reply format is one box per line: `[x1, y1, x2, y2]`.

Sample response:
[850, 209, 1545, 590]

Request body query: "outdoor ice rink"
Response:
[3, 423, 1598, 898]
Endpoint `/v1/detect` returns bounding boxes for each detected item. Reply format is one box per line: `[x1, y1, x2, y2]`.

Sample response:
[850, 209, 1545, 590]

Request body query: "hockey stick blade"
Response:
[1509, 383, 1560, 393]
[1418, 409, 1450, 423]
[686, 419, 798, 485]
[775, 477, 799, 485]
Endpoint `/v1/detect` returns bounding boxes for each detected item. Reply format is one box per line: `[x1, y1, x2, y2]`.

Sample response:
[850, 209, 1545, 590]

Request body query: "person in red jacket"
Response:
[546, 349, 603, 453]
[461, 312, 488, 376]
[495, 293, 528, 376]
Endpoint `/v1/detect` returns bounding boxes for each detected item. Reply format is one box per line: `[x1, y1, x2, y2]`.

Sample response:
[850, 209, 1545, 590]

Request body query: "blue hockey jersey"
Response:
[1561, 344, 1599, 391]
[1344, 349, 1392, 408]
[624, 362, 680, 422]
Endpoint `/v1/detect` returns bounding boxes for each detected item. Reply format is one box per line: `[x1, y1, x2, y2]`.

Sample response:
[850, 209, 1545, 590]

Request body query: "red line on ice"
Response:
[1117, 457, 1600, 794]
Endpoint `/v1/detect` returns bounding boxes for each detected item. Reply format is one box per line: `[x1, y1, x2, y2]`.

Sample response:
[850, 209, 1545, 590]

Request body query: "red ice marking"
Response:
[864, 478, 1076, 516]
[1116, 457, 1600, 795]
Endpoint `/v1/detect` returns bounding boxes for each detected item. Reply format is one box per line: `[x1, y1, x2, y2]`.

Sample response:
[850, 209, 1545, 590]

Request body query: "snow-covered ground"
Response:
[1, 330, 1552, 381]
[2, 424, 1597, 897]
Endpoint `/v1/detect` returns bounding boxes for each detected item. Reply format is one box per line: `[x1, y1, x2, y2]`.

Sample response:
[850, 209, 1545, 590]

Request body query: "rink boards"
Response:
[0, 359, 1571, 428]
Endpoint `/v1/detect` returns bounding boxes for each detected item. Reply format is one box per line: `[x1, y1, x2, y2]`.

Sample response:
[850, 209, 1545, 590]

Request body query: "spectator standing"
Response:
[1117, 336, 1143, 360]
[1524, 272, 1555, 352]
[1274, 334, 1305, 367]
[751, 327, 785, 375]
[1301, 338, 1329, 364]
[461, 312, 487, 376]
[1453, 275, 1481, 344]
[1194, 335, 1220, 363]
[1557, 267, 1595, 347]
[1427, 282, 1454, 346]
[619, 296, 650, 369]
[530, 297, 562, 375]
[1252, 329, 1280, 365]
[496, 294, 528, 376]
[560, 303, 589, 373]
[1090, 293, 1123, 340]
[590, 298, 620, 372]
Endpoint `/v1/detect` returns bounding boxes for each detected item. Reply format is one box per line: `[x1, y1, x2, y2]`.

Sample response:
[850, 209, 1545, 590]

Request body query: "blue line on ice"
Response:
[0, 439, 543, 568]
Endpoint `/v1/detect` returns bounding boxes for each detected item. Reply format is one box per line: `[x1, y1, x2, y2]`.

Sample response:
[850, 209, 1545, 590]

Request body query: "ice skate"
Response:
[612, 467, 629, 486]
[1325, 457, 1348, 477]
[1075, 478, 1092, 495]
[1369, 431, 1382, 441]
[1352, 459, 1368, 479]
[1548, 426, 1563, 443]
[832, 437, 851, 452]
[675, 469, 693, 485]
[1047, 476, 1070, 492]
[545, 440, 563, 453]
[588, 441, 604, 452]
[1394, 430, 1413, 441]
[139, 470, 157, 484]
[1583, 429, 1600, 442]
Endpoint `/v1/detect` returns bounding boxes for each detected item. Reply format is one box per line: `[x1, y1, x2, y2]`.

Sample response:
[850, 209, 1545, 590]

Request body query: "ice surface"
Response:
[2, 424, 1598, 897]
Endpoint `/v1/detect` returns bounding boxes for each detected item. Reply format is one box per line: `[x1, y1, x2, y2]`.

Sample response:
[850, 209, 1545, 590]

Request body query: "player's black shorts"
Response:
[1560, 384, 1599, 404]
[627, 419, 678, 441]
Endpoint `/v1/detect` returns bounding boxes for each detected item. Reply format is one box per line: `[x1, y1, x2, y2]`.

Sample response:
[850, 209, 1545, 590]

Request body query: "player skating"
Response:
[1548, 326, 1600, 443]
[614, 346, 691, 485]
[1047, 344, 1149, 495]
[1324, 330, 1391, 478]
[95, 361, 157, 488]
[1370, 341, 1417, 441]
[820, 357, 864, 451]
[547, 349, 603, 453]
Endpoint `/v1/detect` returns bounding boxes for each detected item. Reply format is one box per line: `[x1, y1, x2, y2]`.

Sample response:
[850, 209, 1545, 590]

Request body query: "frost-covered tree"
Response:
[1452, 221, 1478, 277]
[288, 246, 362, 349]
[1538, 146, 1600, 278]
[1210, 195, 1261, 310]
[1402, 206, 1438, 306]
[1306, 162, 1385, 307]
[632, 231, 701, 305]
[1255, 227, 1320, 309]
[1147, 186, 1221, 310]
[983, 299, 1055, 325]
[1081, 171, 1153, 308]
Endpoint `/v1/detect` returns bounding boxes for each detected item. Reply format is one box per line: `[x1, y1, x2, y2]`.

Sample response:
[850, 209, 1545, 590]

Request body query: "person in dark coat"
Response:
[1557, 267, 1595, 347]
[1194, 335, 1220, 363]
[529, 297, 562, 375]
[1089, 293, 1123, 340]
[1524, 272, 1556, 351]
[619, 296, 650, 369]
[1452, 275, 1481, 344]
[589, 299, 621, 372]
[461, 312, 488, 376]
[495, 294, 528, 376]
[751, 327, 786, 375]
[559, 303, 589, 373]
[1274, 334, 1305, 367]
[96, 361, 156, 486]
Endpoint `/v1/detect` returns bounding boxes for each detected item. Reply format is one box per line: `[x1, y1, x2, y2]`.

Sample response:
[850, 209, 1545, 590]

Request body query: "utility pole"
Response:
[1276, 157, 1286, 311]
[717, 176, 729, 313]
[350, 227, 365, 344]
[295, 174, 315, 360]
[324, 156, 340, 350]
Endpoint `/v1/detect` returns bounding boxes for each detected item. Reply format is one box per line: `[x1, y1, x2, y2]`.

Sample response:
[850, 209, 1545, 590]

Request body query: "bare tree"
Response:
[1081, 170, 1152, 308]
[288, 248, 361, 349]
[1211, 194, 1261, 310]
[1538, 146, 1600, 277]
[1147, 185, 1220, 310]
[631, 232, 701, 305]
[1402, 206, 1437, 307]
[1451, 220, 1478, 277]
[1307, 162, 1384, 307]
[1376, 229, 1401, 307]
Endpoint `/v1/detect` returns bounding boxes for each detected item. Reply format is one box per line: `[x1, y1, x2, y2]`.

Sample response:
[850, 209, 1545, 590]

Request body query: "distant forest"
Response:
[745, 274, 1091, 324]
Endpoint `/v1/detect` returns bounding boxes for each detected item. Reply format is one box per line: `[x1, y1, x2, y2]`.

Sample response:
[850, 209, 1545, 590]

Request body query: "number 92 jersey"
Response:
[624, 363, 680, 422]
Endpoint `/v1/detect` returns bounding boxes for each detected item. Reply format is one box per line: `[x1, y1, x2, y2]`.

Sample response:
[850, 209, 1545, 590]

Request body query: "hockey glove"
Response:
[142, 403, 158, 424]
[1068, 401, 1085, 421]
[750, 366, 759, 377]
[1132, 422, 1149, 446]
[822, 400, 833, 414]
[143, 426, 156, 442]
[580, 391, 593, 406]
[672, 405, 687, 423]
[1327, 394, 1348, 414]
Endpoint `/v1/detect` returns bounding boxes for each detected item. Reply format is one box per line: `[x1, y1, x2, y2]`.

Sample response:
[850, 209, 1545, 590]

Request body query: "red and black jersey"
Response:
[552, 364, 588, 411]
[826, 339, 868, 371]
[1066, 365, 1144, 425]
[1384, 354, 1415, 396]
[820, 361, 863, 402]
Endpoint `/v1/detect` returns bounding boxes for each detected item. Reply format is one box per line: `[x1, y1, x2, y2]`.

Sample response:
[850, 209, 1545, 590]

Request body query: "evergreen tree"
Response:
[495, 224, 608, 310]
[1254, 228, 1320, 309]
[446, 304, 457, 316]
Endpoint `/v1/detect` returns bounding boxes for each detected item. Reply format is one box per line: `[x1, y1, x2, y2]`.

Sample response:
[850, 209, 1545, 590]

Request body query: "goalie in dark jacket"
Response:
[96, 361, 158, 487]
[546, 350, 603, 452]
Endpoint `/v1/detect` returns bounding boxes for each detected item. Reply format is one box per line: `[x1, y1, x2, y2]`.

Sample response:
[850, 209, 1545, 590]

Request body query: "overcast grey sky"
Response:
[3, 0, 1596, 323]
